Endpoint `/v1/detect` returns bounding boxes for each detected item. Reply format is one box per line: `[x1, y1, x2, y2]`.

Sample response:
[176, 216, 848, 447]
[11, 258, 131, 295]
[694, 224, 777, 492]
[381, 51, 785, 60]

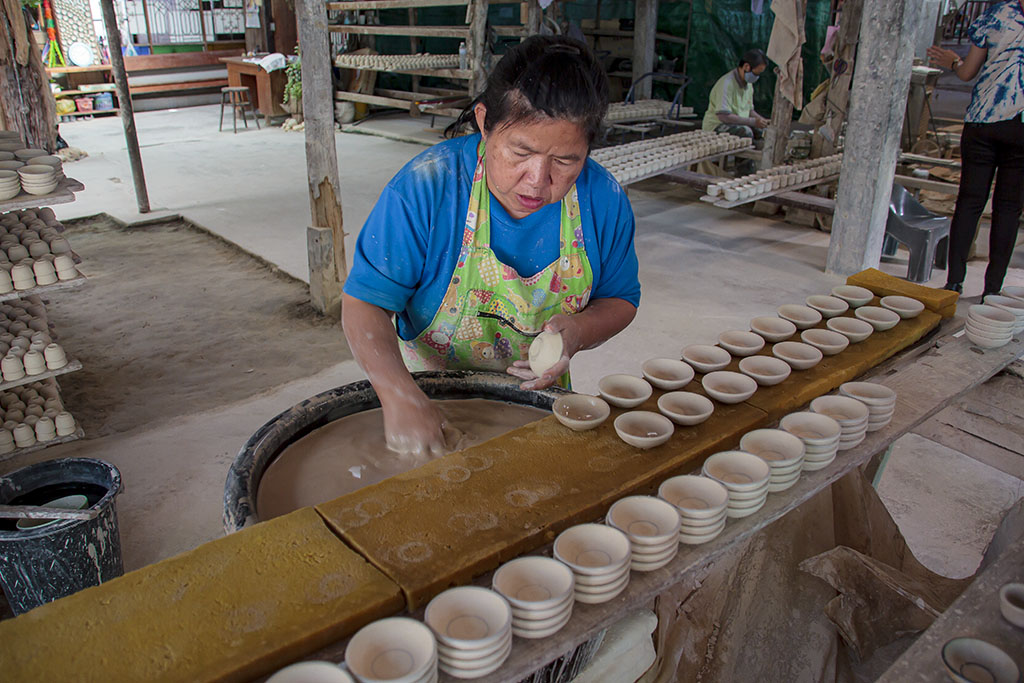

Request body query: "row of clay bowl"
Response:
[605, 99, 672, 121]
[1, 342, 69, 380]
[551, 286, 921, 450]
[704, 153, 843, 202]
[0, 411, 76, 452]
[267, 380, 902, 683]
[591, 130, 747, 164]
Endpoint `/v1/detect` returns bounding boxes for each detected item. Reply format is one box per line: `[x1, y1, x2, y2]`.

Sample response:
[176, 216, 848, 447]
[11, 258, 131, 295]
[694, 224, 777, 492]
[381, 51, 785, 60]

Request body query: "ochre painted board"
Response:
[0, 508, 404, 683]
[847, 268, 958, 317]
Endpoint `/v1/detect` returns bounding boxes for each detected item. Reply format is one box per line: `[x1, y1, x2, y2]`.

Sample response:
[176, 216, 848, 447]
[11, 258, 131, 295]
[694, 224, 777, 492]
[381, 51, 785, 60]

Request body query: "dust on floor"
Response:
[50, 215, 351, 436]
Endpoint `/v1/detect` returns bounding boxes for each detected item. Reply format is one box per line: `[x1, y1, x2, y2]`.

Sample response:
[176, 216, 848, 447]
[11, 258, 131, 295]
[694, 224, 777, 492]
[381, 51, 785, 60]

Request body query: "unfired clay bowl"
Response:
[345, 617, 436, 683]
[800, 328, 850, 356]
[879, 295, 925, 319]
[551, 394, 609, 432]
[968, 304, 1016, 328]
[777, 304, 822, 330]
[492, 556, 574, 611]
[717, 330, 765, 357]
[680, 344, 731, 373]
[702, 451, 770, 492]
[613, 410, 674, 449]
[606, 495, 681, 546]
[810, 395, 869, 424]
[528, 331, 563, 378]
[838, 382, 896, 407]
[702, 371, 757, 404]
[739, 429, 805, 466]
[737, 355, 791, 386]
[426, 586, 511, 651]
[598, 374, 652, 409]
[830, 285, 874, 308]
[999, 583, 1024, 629]
[941, 637, 1019, 683]
[805, 294, 849, 318]
[553, 523, 631, 576]
[854, 306, 900, 331]
[826, 316, 874, 343]
[750, 315, 797, 343]
[266, 661, 354, 683]
[657, 391, 714, 426]
[780, 412, 842, 446]
[772, 341, 823, 370]
[641, 358, 694, 390]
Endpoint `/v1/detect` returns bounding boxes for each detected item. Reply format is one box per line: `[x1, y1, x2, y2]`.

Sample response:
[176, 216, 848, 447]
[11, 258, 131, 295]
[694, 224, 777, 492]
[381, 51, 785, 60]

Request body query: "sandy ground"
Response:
[51, 216, 350, 436]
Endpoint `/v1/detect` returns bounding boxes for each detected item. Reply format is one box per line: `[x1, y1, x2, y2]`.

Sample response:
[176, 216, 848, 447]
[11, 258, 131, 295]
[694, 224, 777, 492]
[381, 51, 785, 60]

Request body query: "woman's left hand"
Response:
[506, 314, 581, 390]
[926, 45, 959, 70]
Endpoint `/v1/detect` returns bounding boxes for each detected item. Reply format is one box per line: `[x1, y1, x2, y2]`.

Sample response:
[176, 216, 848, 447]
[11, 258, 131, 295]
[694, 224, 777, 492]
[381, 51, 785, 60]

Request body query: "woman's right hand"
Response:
[381, 389, 450, 463]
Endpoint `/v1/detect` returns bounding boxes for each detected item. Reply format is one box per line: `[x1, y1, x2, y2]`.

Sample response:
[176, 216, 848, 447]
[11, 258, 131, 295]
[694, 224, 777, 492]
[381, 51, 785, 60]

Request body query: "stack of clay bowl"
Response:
[983, 294, 1024, 335]
[345, 617, 437, 683]
[780, 412, 841, 471]
[658, 475, 728, 544]
[554, 523, 631, 604]
[965, 304, 1016, 349]
[701, 450, 770, 518]
[1002, 286, 1024, 302]
[809, 395, 869, 451]
[425, 586, 512, 678]
[492, 556, 574, 639]
[18, 165, 58, 196]
[0, 170, 20, 200]
[739, 429, 806, 492]
[606, 495, 681, 571]
[839, 382, 896, 432]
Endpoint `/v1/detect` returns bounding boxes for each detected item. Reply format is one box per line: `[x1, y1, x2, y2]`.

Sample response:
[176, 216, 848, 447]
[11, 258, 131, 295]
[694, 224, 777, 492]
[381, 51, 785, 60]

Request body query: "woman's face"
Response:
[475, 103, 589, 220]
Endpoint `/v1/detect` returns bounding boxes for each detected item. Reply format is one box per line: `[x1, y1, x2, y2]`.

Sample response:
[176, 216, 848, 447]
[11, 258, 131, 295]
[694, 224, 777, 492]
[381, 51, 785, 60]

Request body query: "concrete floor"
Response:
[11, 104, 1021, 578]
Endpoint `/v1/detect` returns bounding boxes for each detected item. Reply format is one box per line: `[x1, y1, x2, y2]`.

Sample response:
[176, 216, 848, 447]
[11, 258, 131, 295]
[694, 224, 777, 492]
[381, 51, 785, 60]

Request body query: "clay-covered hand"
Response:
[754, 115, 770, 130]
[381, 390, 450, 463]
[506, 314, 579, 391]
[926, 45, 958, 70]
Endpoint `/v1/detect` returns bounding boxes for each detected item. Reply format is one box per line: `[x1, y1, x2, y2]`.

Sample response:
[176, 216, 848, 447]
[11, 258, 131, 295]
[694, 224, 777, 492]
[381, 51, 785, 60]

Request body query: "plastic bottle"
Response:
[459, 42, 467, 70]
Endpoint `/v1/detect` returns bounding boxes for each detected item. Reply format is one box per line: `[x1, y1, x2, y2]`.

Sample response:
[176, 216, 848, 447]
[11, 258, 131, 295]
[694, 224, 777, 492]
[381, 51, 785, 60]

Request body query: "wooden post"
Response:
[468, 0, 489, 96]
[525, 0, 541, 36]
[632, 0, 657, 100]
[826, 0, 922, 276]
[0, 1, 56, 151]
[99, 0, 151, 214]
[297, 0, 346, 317]
[760, 72, 791, 169]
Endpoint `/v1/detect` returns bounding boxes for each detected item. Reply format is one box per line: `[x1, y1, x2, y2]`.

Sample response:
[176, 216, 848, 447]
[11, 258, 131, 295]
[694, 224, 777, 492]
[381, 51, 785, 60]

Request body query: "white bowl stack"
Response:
[965, 304, 1016, 349]
[739, 429, 805, 492]
[425, 586, 511, 679]
[554, 523, 631, 604]
[809, 395, 869, 451]
[0, 170, 20, 200]
[701, 451, 770, 518]
[658, 475, 728, 544]
[780, 412, 842, 471]
[838, 382, 896, 432]
[345, 617, 438, 683]
[17, 165, 58, 196]
[982, 295, 1024, 335]
[606, 495, 681, 571]
[492, 556, 574, 640]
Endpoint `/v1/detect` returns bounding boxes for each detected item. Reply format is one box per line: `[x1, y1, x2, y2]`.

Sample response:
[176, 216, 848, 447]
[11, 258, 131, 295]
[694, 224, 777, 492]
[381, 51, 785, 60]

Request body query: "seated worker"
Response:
[702, 49, 770, 173]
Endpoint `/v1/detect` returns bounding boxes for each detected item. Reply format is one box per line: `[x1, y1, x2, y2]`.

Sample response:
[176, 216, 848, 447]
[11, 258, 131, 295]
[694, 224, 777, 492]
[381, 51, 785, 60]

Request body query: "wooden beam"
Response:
[827, 0, 923, 276]
[893, 174, 959, 195]
[326, 0, 469, 9]
[298, 0, 346, 317]
[99, 0, 150, 214]
[468, 0, 489, 96]
[761, 70, 792, 169]
[632, 0, 657, 99]
[329, 24, 469, 38]
[525, 0, 541, 36]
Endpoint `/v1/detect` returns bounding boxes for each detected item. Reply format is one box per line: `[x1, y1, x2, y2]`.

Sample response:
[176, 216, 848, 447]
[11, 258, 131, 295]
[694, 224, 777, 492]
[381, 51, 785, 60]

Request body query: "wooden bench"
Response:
[123, 50, 243, 98]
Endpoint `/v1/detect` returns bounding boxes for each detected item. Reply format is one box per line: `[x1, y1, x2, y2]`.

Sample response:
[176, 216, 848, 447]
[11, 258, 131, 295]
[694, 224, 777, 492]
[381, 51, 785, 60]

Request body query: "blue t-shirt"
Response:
[344, 133, 641, 340]
[966, 0, 1024, 123]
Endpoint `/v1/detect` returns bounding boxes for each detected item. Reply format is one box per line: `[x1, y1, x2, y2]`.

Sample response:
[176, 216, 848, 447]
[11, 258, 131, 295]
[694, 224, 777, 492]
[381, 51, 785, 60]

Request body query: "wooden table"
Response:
[219, 57, 288, 124]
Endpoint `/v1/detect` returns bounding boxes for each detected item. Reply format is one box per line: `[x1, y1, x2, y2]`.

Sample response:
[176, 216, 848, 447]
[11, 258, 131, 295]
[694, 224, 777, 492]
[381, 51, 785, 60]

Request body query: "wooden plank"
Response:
[327, 0, 469, 9]
[0, 177, 85, 213]
[123, 50, 242, 71]
[0, 272, 87, 303]
[334, 91, 420, 108]
[0, 504, 98, 521]
[298, 0, 347, 318]
[45, 65, 112, 74]
[707, 173, 839, 208]
[308, 332, 1024, 682]
[899, 153, 961, 169]
[617, 147, 754, 187]
[893, 174, 959, 195]
[0, 427, 84, 464]
[128, 79, 228, 94]
[583, 28, 687, 45]
[328, 24, 470, 37]
[491, 25, 527, 37]
[0, 359, 82, 394]
[914, 409, 1024, 480]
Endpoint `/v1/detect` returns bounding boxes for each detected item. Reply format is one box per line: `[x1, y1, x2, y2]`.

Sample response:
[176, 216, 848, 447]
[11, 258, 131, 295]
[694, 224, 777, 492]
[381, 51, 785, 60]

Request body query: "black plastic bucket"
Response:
[0, 457, 124, 615]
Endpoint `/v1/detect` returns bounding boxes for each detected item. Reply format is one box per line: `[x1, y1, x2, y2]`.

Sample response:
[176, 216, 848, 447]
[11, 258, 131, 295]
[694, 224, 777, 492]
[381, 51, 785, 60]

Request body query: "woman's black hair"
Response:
[446, 35, 609, 146]
[739, 49, 768, 70]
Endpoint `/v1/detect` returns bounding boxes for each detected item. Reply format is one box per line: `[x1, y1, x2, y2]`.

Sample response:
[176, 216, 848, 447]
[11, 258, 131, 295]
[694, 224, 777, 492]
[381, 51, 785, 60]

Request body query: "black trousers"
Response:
[946, 116, 1024, 293]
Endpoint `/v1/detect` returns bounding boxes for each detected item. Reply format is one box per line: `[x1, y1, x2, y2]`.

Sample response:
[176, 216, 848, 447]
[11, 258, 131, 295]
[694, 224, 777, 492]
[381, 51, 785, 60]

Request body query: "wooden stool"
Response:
[219, 86, 260, 133]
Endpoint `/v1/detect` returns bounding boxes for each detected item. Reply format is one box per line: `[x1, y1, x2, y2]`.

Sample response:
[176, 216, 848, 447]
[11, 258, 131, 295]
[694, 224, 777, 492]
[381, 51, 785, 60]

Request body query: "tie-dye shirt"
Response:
[966, 1, 1024, 123]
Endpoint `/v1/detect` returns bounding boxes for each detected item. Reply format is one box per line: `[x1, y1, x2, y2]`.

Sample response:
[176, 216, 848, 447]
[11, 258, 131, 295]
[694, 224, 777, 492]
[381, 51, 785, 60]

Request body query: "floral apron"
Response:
[402, 140, 594, 387]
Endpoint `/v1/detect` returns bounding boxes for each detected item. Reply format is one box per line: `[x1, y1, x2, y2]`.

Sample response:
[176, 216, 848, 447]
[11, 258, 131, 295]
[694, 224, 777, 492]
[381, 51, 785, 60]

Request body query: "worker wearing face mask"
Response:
[702, 49, 771, 137]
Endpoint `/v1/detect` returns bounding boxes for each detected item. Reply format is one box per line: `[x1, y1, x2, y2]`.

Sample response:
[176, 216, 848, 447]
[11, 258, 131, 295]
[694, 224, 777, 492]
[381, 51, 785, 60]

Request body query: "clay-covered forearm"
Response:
[567, 297, 637, 354]
[341, 293, 421, 403]
[716, 111, 756, 127]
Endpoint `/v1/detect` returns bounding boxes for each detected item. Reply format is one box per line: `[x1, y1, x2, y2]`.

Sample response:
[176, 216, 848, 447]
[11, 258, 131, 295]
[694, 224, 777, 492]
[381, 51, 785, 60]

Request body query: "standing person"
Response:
[928, 0, 1024, 297]
[702, 49, 771, 174]
[341, 36, 641, 461]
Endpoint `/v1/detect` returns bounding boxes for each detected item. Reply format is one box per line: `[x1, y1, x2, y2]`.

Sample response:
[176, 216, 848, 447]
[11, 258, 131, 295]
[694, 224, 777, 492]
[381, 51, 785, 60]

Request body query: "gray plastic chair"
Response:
[882, 185, 950, 283]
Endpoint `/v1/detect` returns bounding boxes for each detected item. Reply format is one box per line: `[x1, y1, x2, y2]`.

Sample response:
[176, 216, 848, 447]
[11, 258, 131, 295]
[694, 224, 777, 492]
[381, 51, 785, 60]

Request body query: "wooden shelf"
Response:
[584, 28, 687, 45]
[334, 90, 463, 117]
[334, 60, 471, 79]
[0, 273, 88, 303]
[45, 65, 111, 74]
[54, 88, 116, 97]
[329, 24, 470, 38]
[701, 172, 839, 208]
[60, 109, 119, 118]
[0, 359, 82, 394]
[616, 146, 754, 187]
[0, 427, 84, 463]
[327, 0, 469, 9]
[0, 177, 85, 212]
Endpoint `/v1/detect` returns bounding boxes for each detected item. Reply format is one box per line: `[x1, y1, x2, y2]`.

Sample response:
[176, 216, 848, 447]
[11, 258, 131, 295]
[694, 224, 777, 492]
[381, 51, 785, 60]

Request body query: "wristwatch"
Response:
[951, 56, 963, 71]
